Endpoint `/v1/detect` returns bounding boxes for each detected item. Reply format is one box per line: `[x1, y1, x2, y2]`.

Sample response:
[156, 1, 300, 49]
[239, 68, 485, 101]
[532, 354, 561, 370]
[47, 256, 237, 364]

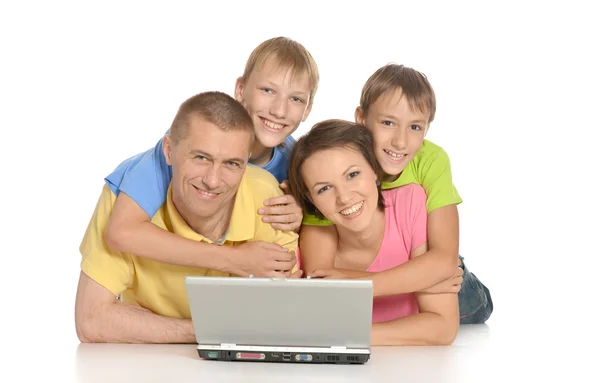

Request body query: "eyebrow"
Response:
[189, 150, 246, 164]
[381, 114, 427, 124]
[311, 165, 359, 189]
[266, 81, 310, 96]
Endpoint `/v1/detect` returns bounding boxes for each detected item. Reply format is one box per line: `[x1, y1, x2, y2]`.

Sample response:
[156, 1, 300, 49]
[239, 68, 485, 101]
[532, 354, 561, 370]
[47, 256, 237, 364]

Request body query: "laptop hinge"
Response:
[330, 346, 347, 350]
[220, 343, 236, 348]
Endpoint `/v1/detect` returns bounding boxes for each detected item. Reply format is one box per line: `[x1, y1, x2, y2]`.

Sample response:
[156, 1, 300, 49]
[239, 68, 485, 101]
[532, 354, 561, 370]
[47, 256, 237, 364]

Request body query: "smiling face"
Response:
[163, 115, 252, 223]
[234, 56, 313, 151]
[301, 146, 380, 233]
[356, 88, 430, 182]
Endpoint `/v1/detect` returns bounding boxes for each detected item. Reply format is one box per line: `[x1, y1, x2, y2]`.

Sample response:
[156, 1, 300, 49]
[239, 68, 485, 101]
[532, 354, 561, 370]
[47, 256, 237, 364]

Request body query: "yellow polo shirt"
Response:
[79, 165, 299, 319]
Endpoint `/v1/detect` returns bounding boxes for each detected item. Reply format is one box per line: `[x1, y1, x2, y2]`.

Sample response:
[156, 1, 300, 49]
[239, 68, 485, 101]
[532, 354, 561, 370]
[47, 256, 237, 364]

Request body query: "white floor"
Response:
[4, 269, 599, 383]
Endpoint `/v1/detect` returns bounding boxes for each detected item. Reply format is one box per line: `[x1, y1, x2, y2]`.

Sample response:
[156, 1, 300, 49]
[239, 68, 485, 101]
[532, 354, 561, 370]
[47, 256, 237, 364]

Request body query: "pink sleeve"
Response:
[408, 185, 428, 251]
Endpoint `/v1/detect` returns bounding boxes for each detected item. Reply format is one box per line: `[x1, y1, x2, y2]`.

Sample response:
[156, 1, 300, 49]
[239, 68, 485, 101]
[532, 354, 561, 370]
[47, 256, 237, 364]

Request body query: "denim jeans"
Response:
[458, 255, 493, 324]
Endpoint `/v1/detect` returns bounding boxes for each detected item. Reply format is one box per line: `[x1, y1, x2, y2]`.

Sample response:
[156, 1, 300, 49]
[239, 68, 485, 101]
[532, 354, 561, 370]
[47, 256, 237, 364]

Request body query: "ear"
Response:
[234, 76, 245, 103]
[354, 106, 366, 126]
[162, 135, 173, 166]
[301, 101, 313, 122]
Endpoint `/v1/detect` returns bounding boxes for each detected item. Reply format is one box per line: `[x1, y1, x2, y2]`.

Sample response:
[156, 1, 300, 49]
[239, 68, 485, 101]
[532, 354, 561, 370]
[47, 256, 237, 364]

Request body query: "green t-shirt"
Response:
[302, 139, 463, 226]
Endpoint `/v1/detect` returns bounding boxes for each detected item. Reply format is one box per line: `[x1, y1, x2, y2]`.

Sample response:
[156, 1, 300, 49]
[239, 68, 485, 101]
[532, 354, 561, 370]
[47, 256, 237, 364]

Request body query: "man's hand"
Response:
[258, 181, 303, 232]
[419, 262, 464, 294]
[227, 241, 298, 278]
[308, 268, 372, 280]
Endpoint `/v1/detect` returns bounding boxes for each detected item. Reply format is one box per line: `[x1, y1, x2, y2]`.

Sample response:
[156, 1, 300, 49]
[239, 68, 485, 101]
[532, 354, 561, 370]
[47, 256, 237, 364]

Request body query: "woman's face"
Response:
[301, 146, 380, 233]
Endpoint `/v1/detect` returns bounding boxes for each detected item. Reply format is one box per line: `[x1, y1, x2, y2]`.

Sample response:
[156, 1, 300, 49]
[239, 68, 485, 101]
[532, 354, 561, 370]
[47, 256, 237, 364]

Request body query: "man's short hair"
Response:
[169, 91, 255, 144]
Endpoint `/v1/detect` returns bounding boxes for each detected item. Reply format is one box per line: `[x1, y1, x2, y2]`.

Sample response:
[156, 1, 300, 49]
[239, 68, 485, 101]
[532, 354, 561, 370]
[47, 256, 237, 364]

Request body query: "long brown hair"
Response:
[288, 119, 385, 220]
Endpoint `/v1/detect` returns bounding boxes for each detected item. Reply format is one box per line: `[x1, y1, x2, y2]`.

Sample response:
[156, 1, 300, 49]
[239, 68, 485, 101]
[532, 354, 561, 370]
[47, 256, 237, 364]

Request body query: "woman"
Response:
[288, 119, 459, 346]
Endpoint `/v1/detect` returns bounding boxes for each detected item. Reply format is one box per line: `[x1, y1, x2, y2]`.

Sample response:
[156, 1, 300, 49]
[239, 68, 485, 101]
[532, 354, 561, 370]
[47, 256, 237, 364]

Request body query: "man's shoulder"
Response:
[243, 165, 283, 196]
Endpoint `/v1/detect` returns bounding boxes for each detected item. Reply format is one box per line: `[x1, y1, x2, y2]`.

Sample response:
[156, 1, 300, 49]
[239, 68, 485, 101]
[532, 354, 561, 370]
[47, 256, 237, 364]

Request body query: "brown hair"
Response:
[169, 91, 254, 145]
[242, 37, 320, 107]
[288, 119, 385, 219]
[360, 64, 436, 122]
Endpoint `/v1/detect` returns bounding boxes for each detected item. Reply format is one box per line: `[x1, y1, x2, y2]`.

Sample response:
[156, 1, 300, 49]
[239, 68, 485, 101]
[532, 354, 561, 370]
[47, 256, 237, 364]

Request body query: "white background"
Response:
[1, 0, 599, 381]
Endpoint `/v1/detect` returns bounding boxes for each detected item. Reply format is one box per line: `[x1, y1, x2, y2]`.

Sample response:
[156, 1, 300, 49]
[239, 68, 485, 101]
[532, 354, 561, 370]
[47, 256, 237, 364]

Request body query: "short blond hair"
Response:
[242, 37, 320, 107]
[360, 64, 436, 123]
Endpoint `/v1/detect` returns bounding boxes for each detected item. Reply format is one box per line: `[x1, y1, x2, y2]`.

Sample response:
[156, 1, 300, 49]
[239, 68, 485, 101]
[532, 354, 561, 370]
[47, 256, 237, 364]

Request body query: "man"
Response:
[75, 91, 299, 343]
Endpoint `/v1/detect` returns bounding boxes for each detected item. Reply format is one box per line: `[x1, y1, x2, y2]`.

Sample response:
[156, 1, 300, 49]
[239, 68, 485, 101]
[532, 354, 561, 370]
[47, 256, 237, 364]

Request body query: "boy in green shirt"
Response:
[302, 64, 493, 324]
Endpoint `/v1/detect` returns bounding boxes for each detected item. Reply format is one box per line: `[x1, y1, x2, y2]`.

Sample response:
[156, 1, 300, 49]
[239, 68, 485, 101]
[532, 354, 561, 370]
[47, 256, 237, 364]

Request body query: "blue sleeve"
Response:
[104, 137, 172, 218]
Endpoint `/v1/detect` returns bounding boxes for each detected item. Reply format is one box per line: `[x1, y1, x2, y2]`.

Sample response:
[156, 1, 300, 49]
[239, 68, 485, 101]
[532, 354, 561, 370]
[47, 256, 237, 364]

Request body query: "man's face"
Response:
[356, 89, 430, 182]
[234, 56, 313, 149]
[164, 116, 253, 222]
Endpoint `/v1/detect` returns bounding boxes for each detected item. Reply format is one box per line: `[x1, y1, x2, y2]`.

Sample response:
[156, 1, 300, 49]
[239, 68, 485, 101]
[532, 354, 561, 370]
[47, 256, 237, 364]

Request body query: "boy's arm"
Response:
[368, 204, 460, 297]
[362, 147, 463, 296]
[371, 244, 459, 346]
[105, 192, 296, 277]
[75, 271, 195, 344]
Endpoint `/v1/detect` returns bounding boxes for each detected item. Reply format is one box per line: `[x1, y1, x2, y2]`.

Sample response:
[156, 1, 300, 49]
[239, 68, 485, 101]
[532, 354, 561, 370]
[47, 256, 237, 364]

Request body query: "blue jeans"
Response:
[458, 255, 493, 324]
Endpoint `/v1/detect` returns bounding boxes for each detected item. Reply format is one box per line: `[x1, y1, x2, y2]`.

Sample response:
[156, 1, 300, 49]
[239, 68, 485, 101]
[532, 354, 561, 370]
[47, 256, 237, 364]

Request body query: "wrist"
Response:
[216, 245, 241, 275]
[181, 319, 196, 343]
[194, 242, 237, 274]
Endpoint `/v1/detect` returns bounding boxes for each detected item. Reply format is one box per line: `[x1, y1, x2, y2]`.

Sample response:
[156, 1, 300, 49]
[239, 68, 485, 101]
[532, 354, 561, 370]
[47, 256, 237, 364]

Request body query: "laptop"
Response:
[185, 276, 373, 364]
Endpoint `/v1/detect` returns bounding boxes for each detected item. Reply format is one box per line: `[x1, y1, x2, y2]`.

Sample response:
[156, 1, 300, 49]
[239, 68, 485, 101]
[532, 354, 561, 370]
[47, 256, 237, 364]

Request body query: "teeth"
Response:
[340, 201, 364, 216]
[200, 190, 218, 197]
[263, 119, 284, 130]
[384, 149, 406, 159]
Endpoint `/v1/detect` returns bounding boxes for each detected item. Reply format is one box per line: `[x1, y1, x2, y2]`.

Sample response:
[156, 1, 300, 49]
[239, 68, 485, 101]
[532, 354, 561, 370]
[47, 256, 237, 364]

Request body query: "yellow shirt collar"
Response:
[163, 172, 255, 244]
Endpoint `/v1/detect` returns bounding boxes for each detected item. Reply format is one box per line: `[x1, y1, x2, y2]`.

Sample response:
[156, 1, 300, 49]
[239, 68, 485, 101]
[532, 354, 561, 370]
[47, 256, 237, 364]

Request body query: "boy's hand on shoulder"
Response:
[258, 181, 303, 232]
[228, 241, 297, 278]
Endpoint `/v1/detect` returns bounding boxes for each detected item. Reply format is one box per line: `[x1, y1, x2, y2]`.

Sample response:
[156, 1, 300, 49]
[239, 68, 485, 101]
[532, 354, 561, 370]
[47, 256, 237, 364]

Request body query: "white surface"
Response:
[1, 1, 599, 382]
[12, 324, 597, 382]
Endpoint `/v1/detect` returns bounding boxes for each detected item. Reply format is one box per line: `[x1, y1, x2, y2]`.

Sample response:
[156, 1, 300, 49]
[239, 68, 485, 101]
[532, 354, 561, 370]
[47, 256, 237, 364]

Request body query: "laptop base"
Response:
[197, 349, 370, 364]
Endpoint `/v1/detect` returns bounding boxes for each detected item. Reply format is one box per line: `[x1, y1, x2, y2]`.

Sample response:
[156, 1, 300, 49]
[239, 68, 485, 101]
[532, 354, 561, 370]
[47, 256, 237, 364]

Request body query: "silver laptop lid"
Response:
[185, 276, 373, 349]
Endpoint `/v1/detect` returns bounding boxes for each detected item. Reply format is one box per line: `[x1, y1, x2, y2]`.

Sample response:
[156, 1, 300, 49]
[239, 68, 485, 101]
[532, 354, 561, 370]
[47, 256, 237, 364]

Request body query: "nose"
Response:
[269, 94, 287, 119]
[202, 165, 221, 190]
[391, 127, 408, 149]
[336, 188, 353, 207]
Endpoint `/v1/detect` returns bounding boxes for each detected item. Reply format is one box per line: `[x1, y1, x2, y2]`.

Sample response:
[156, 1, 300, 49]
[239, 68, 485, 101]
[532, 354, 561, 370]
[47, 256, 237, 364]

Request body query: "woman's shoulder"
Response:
[383, 183, 427, 203]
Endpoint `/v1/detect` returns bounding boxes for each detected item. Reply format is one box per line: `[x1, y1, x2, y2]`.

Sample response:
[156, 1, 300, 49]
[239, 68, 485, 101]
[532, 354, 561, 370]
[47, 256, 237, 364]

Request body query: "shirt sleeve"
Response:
[417, 147, 463, 213]
[79, 185, 134, 296]
[104, 136, 172, 218]
[301, 213, 334, 227]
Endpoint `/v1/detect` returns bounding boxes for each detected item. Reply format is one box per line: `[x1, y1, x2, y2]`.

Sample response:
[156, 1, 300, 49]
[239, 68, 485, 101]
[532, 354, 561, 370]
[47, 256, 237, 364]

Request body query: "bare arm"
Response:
[298, 224, 338, 274]
[75, 271, 195, 344]
[105, 192, 296, 277]
[371, 244, 459, 346]
[367, 204, 460, 297]
[105, 192, 230, 268]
